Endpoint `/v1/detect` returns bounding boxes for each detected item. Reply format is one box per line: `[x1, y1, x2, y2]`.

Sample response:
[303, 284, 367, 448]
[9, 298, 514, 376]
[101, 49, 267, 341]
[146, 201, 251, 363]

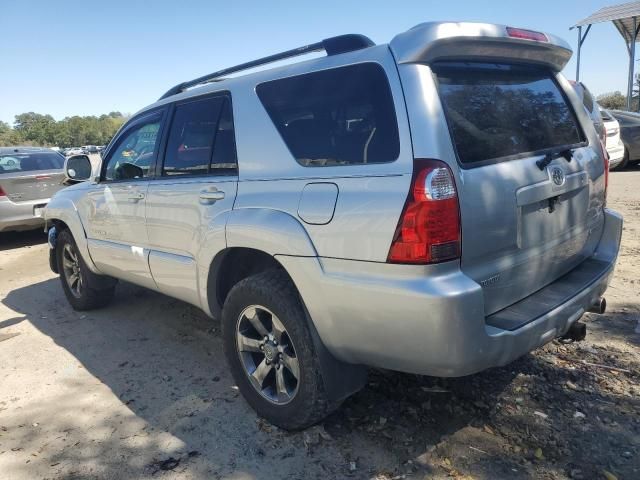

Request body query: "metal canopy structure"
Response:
[573, 1, 640, 109]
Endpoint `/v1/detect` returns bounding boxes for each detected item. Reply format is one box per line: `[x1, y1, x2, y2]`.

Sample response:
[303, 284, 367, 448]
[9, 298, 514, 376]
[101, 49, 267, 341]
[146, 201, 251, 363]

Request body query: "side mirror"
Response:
[64, 155, 92, 183]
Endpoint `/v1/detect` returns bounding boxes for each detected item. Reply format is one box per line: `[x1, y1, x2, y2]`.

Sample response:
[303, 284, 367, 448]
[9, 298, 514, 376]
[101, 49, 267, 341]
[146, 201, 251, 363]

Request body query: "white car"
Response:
[65, 147, 85, 157]
[599, 107, 625, 169]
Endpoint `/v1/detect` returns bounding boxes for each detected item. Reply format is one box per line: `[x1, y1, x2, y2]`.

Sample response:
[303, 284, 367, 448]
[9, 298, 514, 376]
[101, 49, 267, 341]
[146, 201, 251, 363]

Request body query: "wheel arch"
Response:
[45, 197, 100, 274]
[198, 207, 319, 317]
[206, 247, 290, 319]
[204, 244, 367, 403]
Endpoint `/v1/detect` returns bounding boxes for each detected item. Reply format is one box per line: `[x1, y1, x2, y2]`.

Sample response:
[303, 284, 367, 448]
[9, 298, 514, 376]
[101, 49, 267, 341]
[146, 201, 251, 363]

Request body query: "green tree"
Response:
[14, 112, 56, 145]
[0, 112, 127, 148]
[597, 91, 627, 110]
[0, 120, 25, 146]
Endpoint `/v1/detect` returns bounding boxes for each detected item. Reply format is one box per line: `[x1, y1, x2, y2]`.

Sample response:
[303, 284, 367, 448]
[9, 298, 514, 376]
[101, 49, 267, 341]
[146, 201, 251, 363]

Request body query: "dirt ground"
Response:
[0, 169, 638, 480]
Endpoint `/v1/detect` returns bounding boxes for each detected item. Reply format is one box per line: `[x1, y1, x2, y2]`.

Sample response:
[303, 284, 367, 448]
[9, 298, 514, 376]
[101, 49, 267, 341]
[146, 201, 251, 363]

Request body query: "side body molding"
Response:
[45, 193, 100, 274]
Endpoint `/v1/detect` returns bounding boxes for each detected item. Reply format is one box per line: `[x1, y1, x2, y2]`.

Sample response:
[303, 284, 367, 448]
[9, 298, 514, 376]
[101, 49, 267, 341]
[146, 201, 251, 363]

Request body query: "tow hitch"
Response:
[560, 321, 587, 343]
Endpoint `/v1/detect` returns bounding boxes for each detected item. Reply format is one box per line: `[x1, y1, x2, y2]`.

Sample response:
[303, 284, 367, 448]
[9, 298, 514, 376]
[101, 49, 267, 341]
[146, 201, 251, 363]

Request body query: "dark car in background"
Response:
[0, 147, 66, 232]
[610, 110, 640, 169]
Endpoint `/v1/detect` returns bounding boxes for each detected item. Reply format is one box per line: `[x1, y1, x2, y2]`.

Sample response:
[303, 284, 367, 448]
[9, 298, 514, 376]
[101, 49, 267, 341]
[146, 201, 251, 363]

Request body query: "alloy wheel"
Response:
[236, 305, 300, 404]
[62, 243, 83, 298]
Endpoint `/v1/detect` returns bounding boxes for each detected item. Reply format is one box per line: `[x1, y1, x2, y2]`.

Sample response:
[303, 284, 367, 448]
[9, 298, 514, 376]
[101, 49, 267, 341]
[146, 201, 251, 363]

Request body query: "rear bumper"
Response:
[0, 198, 49, 232]
[280, 208, 622, 377]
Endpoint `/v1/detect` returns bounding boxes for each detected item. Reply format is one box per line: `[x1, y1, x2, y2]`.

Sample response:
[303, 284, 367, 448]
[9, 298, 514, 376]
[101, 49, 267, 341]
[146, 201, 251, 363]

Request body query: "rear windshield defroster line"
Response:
[433, 62, 586, 167]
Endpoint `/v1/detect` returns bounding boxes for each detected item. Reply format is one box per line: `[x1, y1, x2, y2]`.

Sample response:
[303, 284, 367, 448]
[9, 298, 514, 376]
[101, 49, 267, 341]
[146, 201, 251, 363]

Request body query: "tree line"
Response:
[0, 112, 128, 148]
[597, 91, 629, 110]
[596, 73, 640, 111]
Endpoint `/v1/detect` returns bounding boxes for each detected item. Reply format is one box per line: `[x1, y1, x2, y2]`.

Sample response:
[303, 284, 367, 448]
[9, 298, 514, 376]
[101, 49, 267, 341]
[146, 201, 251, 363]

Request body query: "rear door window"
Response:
[256, 63, 400, 167]
[163, 95, 237, 176]
[434, 63, 584, 166]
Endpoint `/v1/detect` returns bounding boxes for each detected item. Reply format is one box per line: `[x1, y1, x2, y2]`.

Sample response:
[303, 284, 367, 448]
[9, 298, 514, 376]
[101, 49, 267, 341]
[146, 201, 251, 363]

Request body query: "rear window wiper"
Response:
[536, 148, 572, 170]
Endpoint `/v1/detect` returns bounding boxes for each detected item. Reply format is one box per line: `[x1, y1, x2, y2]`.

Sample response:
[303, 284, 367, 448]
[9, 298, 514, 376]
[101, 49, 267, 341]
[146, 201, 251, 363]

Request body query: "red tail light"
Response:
[0, 185, 6, 198]
[388, 159, 461, 264]
[506, 27, 548, 42]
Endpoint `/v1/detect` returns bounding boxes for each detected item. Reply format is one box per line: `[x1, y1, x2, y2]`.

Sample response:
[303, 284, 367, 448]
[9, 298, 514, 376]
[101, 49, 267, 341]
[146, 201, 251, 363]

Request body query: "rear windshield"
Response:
[434, 63, 584, 166]
[0, 152, 64, 174]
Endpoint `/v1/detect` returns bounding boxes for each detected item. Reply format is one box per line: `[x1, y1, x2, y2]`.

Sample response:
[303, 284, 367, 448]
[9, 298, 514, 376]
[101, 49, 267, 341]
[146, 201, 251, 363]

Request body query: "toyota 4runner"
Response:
[45, 22, 622, 429]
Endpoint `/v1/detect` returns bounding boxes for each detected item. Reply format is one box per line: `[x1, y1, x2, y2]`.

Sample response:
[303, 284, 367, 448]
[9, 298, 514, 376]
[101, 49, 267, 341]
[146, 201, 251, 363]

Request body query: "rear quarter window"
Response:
[581, 85, 595, 113]
[256, 62, 400, 167]
[434, 63, 585, 166]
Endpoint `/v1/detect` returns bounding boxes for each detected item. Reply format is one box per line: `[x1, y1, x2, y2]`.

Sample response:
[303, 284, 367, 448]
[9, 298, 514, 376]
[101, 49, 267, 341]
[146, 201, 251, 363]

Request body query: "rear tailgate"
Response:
[0, 151, 66, 203]
[391, 22, 607, 316]
[434, 62, 605, 314]
[0, 170, 66, 203]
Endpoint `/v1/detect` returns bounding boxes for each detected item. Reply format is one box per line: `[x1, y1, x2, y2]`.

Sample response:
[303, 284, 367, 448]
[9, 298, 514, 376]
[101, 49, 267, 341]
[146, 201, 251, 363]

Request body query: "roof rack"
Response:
[158, 33, 375, 100]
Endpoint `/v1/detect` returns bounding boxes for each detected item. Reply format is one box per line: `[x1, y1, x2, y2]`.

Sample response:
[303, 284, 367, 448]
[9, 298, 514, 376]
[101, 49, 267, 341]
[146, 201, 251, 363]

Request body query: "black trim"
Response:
[486, 257, 611, 331]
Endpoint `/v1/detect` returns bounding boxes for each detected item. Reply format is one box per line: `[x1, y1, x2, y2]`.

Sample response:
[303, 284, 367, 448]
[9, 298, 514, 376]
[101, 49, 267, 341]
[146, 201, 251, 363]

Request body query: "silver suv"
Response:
[45, 22, 622, 430]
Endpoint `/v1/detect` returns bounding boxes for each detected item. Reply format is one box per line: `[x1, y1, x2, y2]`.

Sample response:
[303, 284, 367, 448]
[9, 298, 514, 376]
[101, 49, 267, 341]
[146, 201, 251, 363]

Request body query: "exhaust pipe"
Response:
[561, 321, 587, 342]
[588, 297, 607, 314]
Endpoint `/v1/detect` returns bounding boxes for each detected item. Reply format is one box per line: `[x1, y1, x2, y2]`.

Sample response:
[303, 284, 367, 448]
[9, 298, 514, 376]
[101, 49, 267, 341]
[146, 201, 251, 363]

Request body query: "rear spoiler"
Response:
[390, 22, 572, 72]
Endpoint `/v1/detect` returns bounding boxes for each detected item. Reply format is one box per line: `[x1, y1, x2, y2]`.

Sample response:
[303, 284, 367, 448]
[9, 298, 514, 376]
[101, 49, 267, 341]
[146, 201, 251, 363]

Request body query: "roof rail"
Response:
[158, 33, 375, 100]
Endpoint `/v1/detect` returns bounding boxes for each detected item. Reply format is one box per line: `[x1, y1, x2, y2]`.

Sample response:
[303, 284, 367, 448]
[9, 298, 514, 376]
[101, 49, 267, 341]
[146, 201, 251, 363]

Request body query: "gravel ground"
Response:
[0, 168, 638, 480]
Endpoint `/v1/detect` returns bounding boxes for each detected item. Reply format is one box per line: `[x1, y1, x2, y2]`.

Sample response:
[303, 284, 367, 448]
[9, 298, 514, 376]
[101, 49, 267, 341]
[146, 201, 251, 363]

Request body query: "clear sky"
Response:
[0, 0, 633, 124]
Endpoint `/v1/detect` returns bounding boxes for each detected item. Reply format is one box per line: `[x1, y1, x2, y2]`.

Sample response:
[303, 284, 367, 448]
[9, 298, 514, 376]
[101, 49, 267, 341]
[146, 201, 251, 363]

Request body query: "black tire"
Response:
[222, 269, 338, 430]
[56, 229, 116, 310]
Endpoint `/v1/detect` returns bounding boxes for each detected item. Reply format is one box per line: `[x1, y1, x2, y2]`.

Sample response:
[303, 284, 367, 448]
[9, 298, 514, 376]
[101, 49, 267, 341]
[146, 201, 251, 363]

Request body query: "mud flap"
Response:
[301, 303, 368, 402]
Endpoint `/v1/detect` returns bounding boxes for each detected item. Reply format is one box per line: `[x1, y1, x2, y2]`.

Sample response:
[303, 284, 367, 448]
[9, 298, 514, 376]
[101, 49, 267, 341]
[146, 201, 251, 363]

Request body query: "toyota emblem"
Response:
[550, 166, 565, 186]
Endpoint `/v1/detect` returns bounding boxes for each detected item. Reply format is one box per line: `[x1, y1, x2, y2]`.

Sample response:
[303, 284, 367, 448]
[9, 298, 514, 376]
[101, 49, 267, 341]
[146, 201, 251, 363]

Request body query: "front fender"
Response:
[45, 195, 100, 274]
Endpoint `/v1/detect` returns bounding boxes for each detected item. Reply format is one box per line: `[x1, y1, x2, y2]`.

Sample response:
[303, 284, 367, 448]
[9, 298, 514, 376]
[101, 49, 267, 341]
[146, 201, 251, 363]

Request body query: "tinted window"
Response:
[163, 95, 237, 176]
[435, 63, 584, 165]
[103, 116, 162, 181]
[210, 99, 238, 172]
[257, 63, 399, 167]
[581, 84, 595, 113]
[0, 152, 64, 174]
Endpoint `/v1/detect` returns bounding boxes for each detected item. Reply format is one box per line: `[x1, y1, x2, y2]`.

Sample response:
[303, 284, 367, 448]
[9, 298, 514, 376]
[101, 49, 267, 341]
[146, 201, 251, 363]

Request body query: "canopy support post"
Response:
[628, 16, 637, 110]
[576, 26, 582, 81]
[576, 24, 591, 81]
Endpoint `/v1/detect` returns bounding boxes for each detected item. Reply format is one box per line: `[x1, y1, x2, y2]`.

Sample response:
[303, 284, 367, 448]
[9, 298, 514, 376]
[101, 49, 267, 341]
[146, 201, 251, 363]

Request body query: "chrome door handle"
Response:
[199, 189, 225, 203]
[127, 192, 145, 202]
